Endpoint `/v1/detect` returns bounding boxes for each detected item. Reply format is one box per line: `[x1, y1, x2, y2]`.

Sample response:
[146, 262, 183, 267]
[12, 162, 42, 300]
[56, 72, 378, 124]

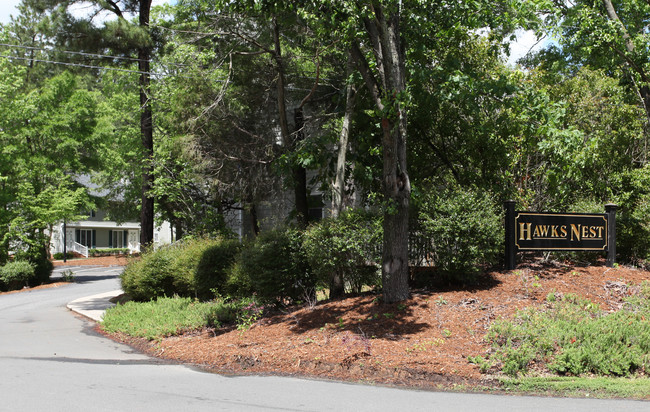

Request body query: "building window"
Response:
[308, 194, 324, 221]
[109, 230, 127, 248]
[75, 229, 95, 248]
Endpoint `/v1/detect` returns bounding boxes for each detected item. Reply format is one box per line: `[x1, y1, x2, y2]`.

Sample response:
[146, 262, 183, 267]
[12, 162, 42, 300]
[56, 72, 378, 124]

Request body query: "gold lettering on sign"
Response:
[560, 225, 568, 237]
[571, 224, 581, 241]
[519, 222, 532, 240]
[551, 225, 560, 237]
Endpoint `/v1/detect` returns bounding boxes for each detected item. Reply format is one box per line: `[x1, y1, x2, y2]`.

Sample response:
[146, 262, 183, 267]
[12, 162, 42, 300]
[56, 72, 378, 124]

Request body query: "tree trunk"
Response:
[250, 202, 260, 236]
[353, 3, 411, 303]
[293, 107, 309, 228]
[139, 0, 154, 250]
[332, 53, 356, 218]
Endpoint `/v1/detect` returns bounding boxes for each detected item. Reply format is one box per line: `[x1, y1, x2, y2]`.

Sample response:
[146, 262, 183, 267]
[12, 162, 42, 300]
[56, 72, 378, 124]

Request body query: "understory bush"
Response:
[15, 245, 52, 287]
[52, 252, 75, 260]
[303, 209, 382, 297]
[485, 288, 650, 377]
[418, 185, 502, 282]
[229, 227, 313, 304]
[0, 260, 35, 290]
[120, 237, 237, 301]
[194, 239, 241, 300]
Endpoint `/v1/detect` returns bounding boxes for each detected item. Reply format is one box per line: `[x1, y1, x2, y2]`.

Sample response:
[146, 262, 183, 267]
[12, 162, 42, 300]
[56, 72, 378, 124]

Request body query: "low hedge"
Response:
[89, 248, 130, 257]
[0, 260, 35, 291]
[120, 237, 239, 301]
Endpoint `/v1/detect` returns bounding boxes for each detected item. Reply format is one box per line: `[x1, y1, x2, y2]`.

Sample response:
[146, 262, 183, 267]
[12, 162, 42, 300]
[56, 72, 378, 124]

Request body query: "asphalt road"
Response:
[0, 266, 647, 411]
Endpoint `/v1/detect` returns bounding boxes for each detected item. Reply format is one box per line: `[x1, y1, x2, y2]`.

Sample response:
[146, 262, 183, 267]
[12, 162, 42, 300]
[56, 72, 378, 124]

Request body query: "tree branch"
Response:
[103, 0, 124, 18]
[350, 41, 383, 111]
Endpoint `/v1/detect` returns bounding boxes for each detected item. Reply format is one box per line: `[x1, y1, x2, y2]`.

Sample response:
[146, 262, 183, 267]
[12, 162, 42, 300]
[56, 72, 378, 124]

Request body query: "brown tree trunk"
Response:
[293, 107, 309, 228]
[250, 202, 260, 236]
[139, 0, 154, 250]
[332, 53, 356, 218]
[353, 3, 411, 303]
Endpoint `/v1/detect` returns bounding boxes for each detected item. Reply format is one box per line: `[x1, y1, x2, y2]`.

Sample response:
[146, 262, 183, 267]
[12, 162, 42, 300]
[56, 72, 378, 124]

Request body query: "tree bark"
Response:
[354, 3, 411, 303]
[138, 0, 154, 250]
[293, 107, 309, 228]
[332, 53, 356, 218]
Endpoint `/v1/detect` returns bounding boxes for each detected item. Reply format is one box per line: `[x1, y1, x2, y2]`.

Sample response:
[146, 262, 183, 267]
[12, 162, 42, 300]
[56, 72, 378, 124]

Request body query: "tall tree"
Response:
[349, 2, 411, 302]
[540, 0, 650, 123]
[32, 0, 157, 248]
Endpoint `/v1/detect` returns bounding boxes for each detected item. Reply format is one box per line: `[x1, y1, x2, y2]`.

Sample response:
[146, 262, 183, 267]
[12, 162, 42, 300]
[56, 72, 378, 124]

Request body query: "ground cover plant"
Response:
[102, 295, 264, 340]
[481, 284, 650, 377]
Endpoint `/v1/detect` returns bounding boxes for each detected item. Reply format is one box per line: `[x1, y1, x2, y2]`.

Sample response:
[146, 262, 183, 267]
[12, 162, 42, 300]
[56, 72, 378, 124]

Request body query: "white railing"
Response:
[66, 241, 89, 258]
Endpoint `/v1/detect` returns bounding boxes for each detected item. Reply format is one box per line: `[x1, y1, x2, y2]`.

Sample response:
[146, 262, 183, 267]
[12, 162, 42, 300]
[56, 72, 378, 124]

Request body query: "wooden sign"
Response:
[504, 202, 617, 270]
[515, 212, 607, 251]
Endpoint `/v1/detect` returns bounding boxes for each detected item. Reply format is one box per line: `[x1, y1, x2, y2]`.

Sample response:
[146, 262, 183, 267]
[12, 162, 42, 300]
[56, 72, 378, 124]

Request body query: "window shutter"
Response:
[75, 229, 80, 243]
[92, 230, 96, 249]
[109, 230, 113, 248]
[123, 231, 128, 248]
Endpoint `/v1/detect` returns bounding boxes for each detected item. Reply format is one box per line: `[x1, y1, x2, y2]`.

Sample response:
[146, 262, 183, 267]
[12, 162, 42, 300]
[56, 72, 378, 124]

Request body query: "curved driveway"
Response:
[0, 266, 646, 411]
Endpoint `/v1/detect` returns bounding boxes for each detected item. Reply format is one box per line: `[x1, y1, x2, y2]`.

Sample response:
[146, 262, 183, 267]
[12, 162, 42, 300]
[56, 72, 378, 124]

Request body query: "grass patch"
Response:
[502, 376, 650, 399]
[102, 296, 215, 340]
[101, 295, 265, 340]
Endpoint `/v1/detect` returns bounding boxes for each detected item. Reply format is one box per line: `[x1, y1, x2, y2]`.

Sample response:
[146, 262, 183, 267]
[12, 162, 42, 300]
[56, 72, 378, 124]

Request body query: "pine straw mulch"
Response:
[100, 259, 650, 390]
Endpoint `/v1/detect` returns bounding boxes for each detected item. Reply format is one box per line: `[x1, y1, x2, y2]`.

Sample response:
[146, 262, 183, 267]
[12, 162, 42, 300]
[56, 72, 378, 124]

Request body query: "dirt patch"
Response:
[100, 260, 650, 390]
[52, 255, 132, 267]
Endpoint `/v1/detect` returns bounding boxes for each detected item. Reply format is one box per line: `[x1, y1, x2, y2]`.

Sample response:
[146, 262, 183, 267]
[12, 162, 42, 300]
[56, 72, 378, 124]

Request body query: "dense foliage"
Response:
[228, 227, 313, 305]
[0, 260, 35, 291]
[418, 185, 503, 281]
[303, 209, 382, 296]
[479, 286, 650, 377]
[120, 237, 237, 301]
[3, 0, 650, 294]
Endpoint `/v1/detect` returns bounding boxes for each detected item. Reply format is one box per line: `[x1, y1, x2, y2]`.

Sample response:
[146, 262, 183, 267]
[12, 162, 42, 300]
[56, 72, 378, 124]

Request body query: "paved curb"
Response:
[67, 290, 123, 322]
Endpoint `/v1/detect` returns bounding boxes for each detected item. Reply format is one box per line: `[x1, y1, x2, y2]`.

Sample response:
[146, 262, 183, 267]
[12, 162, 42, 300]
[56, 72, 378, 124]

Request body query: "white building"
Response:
[49, 209, 173, 257]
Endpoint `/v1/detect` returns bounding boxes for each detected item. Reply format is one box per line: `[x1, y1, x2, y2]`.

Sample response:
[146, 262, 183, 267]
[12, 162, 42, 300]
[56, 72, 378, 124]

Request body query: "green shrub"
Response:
[52, 252, 75, 260]
[89, 248, 129, 256]
[194, 239, 241, 300]
[120, 251, 176, 301]
[0, 260, 35, 290]
[485, 291, 650, 377]
[120, 237, 235, 301]
[15, 245, 52, 287]
[204, 296, 264, 331]
[418, 185, 502, 282]
[231, 227, 313, 304]
[303, 209, 382, 296]
[617, 199, 650, 265]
